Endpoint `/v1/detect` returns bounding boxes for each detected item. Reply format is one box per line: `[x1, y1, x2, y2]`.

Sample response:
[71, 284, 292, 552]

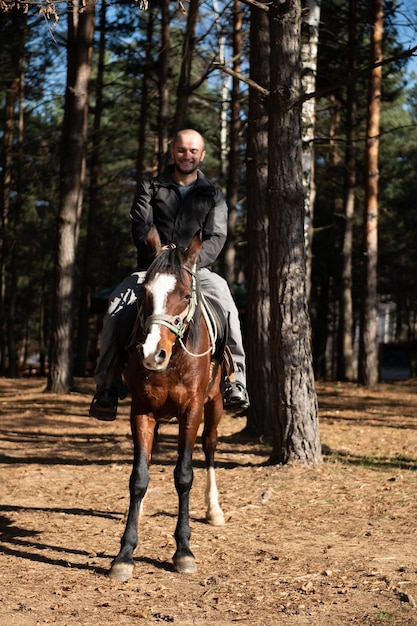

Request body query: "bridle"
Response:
[143, 265, 198, 340]
[139, 264, 215, 358]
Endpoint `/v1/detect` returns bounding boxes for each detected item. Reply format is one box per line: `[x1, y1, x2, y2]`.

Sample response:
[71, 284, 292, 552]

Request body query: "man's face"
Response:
[171, 131, 206, 176]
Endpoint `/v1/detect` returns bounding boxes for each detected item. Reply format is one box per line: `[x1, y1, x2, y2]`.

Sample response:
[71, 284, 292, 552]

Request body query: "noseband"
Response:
[143, 265, 198, 340]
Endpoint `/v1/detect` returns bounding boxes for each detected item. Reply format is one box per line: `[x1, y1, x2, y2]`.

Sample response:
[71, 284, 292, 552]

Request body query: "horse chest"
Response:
[139, 368, 194, 408]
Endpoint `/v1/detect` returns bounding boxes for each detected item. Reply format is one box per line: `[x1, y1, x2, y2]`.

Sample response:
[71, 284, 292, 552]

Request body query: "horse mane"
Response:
[144, 248, 203, 349]
[145, 248, 183, 284]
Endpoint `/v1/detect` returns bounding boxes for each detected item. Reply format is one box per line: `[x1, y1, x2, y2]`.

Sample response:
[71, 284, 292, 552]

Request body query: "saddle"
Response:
[200, 295, 235, 381]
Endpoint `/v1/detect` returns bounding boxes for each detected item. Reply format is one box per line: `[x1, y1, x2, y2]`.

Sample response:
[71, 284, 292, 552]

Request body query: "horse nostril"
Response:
[156, 349, 167, 364]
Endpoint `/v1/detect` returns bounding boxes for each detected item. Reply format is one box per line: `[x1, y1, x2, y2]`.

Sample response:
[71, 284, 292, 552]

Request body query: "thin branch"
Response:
[239, 0, 271, 11]
[213, 62, 269, 97]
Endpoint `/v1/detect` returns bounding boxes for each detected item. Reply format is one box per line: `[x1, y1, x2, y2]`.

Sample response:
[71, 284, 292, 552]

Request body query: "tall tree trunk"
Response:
[213, 0, 229, 185]
[48, 0, 96, 393]
[0, 78, 19, 375]
[158, 0, 170, 169]
[301, 0, 320, 300]
[337, 0, 357, 382]
[358, 0, 383, 387]
[75, 0, 106, 377]
[172, 0, 199, 133]
[223, 0, 243, 289]
[7, 63, 25, 378]
[328, 93, 342, 379]
[0, 8, 26, 375]
[268, 0, 321, 465]
[245, 4, 271, 437]
[136, 8, 154, 184]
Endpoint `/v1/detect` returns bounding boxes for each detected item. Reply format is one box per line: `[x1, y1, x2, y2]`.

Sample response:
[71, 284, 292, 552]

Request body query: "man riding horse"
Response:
[89, 128, 249, 420]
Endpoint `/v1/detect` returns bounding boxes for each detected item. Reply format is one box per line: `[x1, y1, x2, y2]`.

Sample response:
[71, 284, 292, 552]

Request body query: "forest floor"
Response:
[1, 376, 417, 626]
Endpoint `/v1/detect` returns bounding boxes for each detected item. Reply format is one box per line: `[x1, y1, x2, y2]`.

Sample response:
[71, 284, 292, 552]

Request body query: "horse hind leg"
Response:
[205, 466, 225, 526]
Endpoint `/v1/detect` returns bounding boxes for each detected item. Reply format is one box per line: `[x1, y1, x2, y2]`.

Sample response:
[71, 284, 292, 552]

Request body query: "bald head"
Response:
[173, 129, 205, 151]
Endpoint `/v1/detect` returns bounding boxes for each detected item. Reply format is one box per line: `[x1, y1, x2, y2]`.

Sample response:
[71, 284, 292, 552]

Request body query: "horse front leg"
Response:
[109, 409, 155, 581]
[172, 412, 201, 574]
[202, 394, 225, 526]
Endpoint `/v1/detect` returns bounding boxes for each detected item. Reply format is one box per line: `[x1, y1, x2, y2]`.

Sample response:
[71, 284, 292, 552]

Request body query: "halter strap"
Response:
[142, 263, 198, 340]
[145, 309, 191, 338]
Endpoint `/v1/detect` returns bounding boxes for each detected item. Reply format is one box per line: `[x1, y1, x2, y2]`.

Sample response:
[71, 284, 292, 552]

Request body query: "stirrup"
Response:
[223, 381, 249, 411]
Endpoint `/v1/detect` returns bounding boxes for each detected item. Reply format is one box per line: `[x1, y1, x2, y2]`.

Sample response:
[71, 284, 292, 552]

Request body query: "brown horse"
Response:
[109, 227, 225, 582]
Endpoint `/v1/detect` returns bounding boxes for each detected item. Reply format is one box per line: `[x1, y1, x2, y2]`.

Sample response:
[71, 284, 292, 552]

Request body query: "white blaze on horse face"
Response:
[142, 272, 176, 361]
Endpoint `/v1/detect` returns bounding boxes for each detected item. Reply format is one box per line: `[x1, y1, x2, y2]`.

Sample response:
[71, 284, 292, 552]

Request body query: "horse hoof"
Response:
[173, 555, 196, 574]
[108, 562, 134, 582]
[206, 509, 225, 526]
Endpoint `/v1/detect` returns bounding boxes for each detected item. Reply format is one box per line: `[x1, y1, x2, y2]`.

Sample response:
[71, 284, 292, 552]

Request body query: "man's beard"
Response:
[175, 161, 200, 175]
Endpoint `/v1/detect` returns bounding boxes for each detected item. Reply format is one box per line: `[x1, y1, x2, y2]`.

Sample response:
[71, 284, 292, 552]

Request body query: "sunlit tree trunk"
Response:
[358, 0, 383, 387]
[213, 0, 229, 184]
[223, 0, 243, 288]
[245, 4, 271, 437]
[48, 0, 96, 393]
[301, 0, 320, 300]
[268, 0, 321, 465]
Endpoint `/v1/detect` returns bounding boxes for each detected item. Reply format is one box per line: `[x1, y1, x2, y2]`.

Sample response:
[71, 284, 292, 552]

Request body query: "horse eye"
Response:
[182, 293, 191, 302]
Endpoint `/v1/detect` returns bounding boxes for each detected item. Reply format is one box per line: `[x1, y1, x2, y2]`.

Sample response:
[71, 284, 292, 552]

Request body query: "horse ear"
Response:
[146, 225, 162, 260]
[183, 231, 202, 268]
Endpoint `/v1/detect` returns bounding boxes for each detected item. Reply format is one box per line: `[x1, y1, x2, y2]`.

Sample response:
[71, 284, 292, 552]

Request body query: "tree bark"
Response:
[0, 8, 26, 375]
[268, 0, 321, 465]
[158, 0, 171, 169]
[337, 0, 357, 382]
[358, 0, 383, 387]
[223, 0, 243, 289]
[301, 0, 320, 300]
[245, 4, 271, 437]
[172, 0, 199, 133]
[75, 0, 107, 377]
[48, 0, 96, 393]
[7, 62, 26, 378]
[0, 77, 19, 374]
[136, 8, 154, 183]
[328, 93, 342, 380]
[213, 0, 229, 185]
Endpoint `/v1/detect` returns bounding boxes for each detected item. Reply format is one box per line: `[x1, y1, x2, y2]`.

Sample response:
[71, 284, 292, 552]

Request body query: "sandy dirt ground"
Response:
[1, 377, 417, 626]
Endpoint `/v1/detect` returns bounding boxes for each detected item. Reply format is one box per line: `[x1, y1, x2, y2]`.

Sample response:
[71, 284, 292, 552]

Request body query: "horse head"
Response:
[140, 226, 202, 371]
